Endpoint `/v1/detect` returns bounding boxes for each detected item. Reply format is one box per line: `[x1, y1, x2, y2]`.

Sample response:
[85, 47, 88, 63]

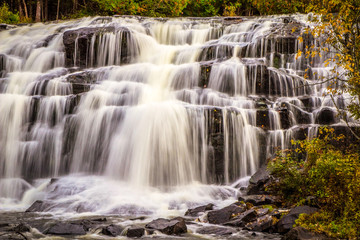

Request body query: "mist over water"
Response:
[0, 15, 352, 217]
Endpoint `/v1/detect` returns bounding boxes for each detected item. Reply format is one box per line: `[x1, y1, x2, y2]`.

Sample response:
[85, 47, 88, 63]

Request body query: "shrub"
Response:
[268, 128, 360, 238]
[0, 3, 19, 24]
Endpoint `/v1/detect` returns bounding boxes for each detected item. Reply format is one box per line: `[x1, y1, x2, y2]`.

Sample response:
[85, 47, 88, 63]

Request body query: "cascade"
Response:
[0, 15, 354, 216]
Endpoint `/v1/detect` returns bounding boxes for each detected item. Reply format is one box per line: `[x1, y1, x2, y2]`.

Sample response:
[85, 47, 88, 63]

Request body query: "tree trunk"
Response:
[44, 0, 48, 21]
[35, 0, 41, 22]
[56, 0, 60, 20]
[73, 0, 77, 11]
[22, 0, 28, 19]
[18, 0, 24, 18]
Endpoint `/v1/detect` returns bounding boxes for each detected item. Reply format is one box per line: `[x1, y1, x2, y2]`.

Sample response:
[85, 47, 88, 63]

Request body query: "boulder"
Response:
[197, 226, 235, 236]
[282, 226, 332, 240]
[185, 203, 214, 217]
[145, 217, 187, 235]
[101, 224, 124, 237]
[277, 206, 319, 233]
[45, 222, 86, 235]
[207, 204, 246, 224]
[126, 226, 145, 238]
[245, 215, 275, 232]
[315, 107, 338, 125]
[223, 209, 257, 227]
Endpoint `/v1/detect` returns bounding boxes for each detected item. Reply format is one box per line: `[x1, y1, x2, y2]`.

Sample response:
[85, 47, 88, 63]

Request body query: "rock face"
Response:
[145, 217, 187, 235]
[277, 206, 319, 233]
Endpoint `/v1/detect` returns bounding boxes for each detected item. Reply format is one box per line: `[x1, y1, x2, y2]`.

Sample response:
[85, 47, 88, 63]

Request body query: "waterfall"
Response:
[0, 15, 352, 215]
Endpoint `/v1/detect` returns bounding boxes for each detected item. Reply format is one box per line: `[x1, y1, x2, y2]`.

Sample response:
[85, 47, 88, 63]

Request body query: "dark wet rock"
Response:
[274, 37, 298, 54]
[282, 226, 332, 240]
[126, 226, 145, 238]
[91, 17, 113, 24]
[245, 215, 275, 232]
[198, 44, 235, 62]
[207, 108, 226, 183]
[25, 200, 52, 212]
[256, 110, 270, 130]
[145, 217, 187, 235]
[207, 204, 246, 224]
[298, 96, 319, 111]
[0, 24, 7, 30]
[45, 222, 87, 235]
[101, 224, 124, 237]
[315, 107, 338, 125]
[277, 206, 319, 233]
[247, 165, 271, 195]
[0, 54, 6, 73]
[72, 83, 91, 95]
[199, 61, 214, 87]
[224, 209, 257, 227]
[63, 26, 114, 67]
[185, 203, 214, 217]
[238, 195, 279, 206]
[197, 225, 235, 236]
[65, 71, 96, 84]
[75, 218, 107, 231]
[278, 108, 291, 129]
[35, 34, 58, 48]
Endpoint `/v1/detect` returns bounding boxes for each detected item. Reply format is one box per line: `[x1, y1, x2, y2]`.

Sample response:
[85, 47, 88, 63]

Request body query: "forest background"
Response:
[0, 0, 326, 23]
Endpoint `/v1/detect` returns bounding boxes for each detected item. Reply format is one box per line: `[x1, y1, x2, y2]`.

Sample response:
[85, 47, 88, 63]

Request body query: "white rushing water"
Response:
[0, 14, 353, 217]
